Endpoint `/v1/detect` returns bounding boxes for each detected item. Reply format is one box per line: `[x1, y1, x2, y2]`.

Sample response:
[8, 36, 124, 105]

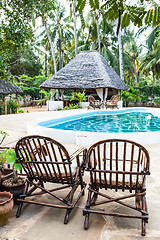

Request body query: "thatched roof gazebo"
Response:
[0, 79, 23, 95]
[0, 79, 23, 114]
[40, 51, 128, 101]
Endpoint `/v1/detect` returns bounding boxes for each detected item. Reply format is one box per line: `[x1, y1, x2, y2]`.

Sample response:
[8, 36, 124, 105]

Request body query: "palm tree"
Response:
[140, 25, 160, 85]
[43, 20, 57, 73]
[123, 36, 142, 86]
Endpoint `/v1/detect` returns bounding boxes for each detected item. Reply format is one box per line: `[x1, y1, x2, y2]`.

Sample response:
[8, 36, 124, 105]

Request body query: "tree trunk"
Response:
[96, 13, 101, 54]
[44, 22, 57, 73]
[58, 38, 62, 69]
[130, 68, 135, 86]
[62, 50, 64, 68]
[45, 54, 47, 77]
[152, 69, 155, 86]
[72, 2, 78, 55]
[133, 59, 138, 86]
[118, 26, 124, 81]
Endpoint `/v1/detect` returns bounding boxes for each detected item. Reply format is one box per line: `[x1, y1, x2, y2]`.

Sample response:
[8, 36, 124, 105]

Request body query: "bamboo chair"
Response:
[105, 95, 119, 109]
[83, 139, 150, 236]
[15, 135, 87, 224]
[88, 96, 103, 110]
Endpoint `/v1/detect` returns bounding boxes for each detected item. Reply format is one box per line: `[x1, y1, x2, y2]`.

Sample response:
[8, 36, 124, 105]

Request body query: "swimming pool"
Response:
[27, 108, 160, 146]
[45, 112, 160, 133]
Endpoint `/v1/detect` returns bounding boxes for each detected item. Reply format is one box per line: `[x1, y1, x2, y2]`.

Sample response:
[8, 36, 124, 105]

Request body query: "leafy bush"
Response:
[7, 99, 19, 114]
[0, 130, 8, 146]
[17, 109, 25, 113]
[64, 103, 81, 110]
[154, 97, 160, 106]
[71, 91, 87, 102]
[121, 87, 140, 107]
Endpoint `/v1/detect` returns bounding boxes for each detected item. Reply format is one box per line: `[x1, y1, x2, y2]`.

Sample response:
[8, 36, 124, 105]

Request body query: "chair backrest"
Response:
[86, 139, 150, 192]
[15, 135, 75, 184]
[110, 95, 119, 104]
[88, 96, 95, 103]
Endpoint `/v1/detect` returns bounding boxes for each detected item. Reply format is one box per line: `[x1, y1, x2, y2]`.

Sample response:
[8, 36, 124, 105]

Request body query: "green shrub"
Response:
[154, 97, 160, 106]
[17, 109, 25, 113]
[7, 99, 19, 114]
[71, 90, 87, 102]
[64, 103, 81, 110]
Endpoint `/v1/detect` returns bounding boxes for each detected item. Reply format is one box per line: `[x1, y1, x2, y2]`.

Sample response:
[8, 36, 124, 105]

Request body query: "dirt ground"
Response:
[18, 105, 47, 113]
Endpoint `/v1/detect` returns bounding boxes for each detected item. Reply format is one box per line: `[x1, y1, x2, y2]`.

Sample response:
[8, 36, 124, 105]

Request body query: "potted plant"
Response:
[71, 91, 89, 108]
[0, 131, 13, 189]
[0, 148, 25, 200]
[38, 89, 63, 110]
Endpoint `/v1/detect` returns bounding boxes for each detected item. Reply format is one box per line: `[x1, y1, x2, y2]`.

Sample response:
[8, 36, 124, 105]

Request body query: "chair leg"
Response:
[16, 203, 23, 218]
[83, 188, 92, 229]
[91, 187, 99, 205]
[135, 190, 141, 209]
[141, 194, 147, 236]
[16, 181, 29, 217]
[84, 213, 89, 229]
[64, 208, 72, 224]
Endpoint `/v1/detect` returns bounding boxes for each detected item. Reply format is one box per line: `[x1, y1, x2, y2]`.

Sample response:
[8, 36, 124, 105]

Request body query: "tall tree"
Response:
[140, 25, 160, 85]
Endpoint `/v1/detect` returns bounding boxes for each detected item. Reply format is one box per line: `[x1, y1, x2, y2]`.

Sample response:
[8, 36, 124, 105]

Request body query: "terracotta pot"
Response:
[2, 177, 26, 200]
[0, 168, 13, 191]
[1, 168, 13, 182]
[0, 191, 13, 226]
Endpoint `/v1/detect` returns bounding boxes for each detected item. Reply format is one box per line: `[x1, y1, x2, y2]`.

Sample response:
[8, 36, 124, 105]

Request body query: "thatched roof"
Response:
[40, 51, 128, 90]
[0, 79, 23, 94]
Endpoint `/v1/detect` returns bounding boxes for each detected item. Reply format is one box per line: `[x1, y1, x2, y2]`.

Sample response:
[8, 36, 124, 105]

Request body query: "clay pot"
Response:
[1, 168, 13, 182]
[0, 168, 13, 190]
[2, 177, 26, 200]
[0, 191, 13, 226]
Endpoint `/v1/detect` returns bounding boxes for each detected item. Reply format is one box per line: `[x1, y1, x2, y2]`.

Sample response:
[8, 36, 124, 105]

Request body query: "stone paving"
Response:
[0, 109, 160, 239]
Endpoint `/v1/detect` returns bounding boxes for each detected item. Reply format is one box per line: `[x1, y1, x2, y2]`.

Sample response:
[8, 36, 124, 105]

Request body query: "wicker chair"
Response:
[88, 96, 103, 110]
[15, 135, 86, 224]
[83, 139, 150, 236]
[106, 95, 119, 109]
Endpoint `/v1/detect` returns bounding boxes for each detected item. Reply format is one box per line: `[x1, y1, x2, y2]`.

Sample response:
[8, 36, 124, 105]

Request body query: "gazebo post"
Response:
[4, 96, 7, 115]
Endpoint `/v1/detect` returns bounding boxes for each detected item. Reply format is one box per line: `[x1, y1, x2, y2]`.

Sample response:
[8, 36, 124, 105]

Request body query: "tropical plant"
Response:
[38, 89, 57, 105]
[7, 99, 19, 114]
[0, 130, 8, 146]
[154, 96, 160, 106]
[140, 25, 160, 85]
[71, 90, 87, 102]
[64, 103, 80, 110]
[0, 148, 22, 184]
[121, 87, 140, 107]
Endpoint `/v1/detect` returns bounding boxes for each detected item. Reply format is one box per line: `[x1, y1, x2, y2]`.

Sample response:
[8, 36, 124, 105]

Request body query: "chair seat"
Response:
[92, 179, 142, 190]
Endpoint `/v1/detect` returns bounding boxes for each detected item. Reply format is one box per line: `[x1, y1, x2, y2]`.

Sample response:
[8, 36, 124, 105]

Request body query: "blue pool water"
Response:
[38, 109, 160, 133]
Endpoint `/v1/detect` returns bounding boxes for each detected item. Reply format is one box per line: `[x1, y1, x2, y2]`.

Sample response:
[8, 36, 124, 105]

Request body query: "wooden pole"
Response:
[4, 96, 7, 115]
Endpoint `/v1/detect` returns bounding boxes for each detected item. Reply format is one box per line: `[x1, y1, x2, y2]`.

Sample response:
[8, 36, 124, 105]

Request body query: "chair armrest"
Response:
[70, 147, 87, 170]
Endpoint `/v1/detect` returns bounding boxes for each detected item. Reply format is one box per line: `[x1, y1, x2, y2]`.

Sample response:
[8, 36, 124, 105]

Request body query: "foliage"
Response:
[154, 97, 160, 106]
[32, 75, 47, 87]
[38, 89, 56, 105]
[121, 87, 140, 107]
[135, 85, 160, 98]
[17, 109, 25, 113]
[71, 90, 87, 102]
[0, 130, 9, 146]
[64, 103, 81, 110]
[0, 148, 22, 183]
[0, 0, 160, 94]
[121, 85, 160, 106]
[17, 74, 33, 90]
[8, 48, 42, 77]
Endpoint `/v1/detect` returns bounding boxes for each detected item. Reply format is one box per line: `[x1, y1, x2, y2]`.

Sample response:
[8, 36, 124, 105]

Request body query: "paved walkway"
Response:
[0, 109, 160, 239]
